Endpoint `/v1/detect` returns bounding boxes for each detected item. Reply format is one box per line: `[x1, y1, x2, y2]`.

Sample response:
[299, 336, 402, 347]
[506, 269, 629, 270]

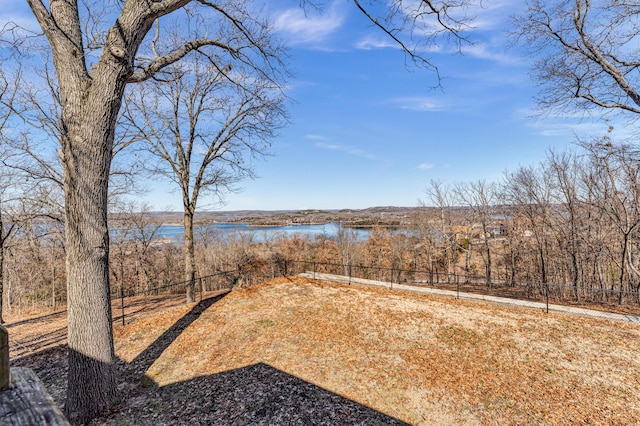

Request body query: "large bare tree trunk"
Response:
[62, 100, 120, 423]
[14, 1, 474, 423]
[24, 0, 160, 420]
[482, 224, 492, 288]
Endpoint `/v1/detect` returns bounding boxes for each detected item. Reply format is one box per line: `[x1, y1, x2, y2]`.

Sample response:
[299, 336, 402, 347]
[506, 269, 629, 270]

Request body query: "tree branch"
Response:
[128, 39, 239, 82]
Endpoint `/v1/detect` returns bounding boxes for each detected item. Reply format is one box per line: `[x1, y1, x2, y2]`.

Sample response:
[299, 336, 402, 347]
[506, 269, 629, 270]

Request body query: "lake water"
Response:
[156, 222, 371, 242]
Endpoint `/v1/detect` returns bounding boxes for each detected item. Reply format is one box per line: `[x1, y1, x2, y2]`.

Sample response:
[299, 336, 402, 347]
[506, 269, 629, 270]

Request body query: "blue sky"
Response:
[1, 1, 617, 211]
[183, 0, 610, 211]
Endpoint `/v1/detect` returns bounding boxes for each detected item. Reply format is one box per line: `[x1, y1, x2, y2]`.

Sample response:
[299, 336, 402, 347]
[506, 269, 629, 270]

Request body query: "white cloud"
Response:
[395, 0, 516, 37]
[355, 36, 400, 51]
[513, 106, 635, 138]
[305, 134, 327, 141]
[460, 42, 525, 66]
[273, 2, 345, 45]
[315, 142, 375, 160]
[464, 0, 524, 32]
[405, 0, 521, 34]
[525, 118, 607, 138]
[391, 97, 449, 112]
[418, 163, 434, 170]
[355, 35, 444, 53]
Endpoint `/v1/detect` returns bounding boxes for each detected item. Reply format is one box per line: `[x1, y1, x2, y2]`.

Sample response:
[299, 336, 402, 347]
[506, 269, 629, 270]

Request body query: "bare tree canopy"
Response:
[350, 0, 474, 75]
[123, 50, 287, 303]
[515, 0, 640, 117]
[124, 54, 287, 205]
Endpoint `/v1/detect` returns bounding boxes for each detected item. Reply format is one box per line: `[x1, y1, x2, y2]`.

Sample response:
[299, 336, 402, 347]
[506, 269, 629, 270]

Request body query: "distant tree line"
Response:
[2, 136, 639, 323]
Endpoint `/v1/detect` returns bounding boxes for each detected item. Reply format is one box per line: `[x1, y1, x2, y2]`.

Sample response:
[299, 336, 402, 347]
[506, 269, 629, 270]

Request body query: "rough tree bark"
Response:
[25, 0, 192, 422]
[184, 206, 196, 303]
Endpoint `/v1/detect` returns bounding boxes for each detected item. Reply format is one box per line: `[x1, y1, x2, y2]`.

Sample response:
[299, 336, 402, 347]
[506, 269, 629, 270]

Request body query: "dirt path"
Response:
[4, 290, 228, 360]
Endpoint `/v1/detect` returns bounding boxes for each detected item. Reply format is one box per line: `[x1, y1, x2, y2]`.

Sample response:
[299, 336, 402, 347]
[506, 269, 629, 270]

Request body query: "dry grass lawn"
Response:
[112, 276, 640, 425]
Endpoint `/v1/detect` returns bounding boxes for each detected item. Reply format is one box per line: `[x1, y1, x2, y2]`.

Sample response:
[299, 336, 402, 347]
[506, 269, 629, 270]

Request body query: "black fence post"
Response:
[120, 283, 125, 327]
[349, 264, 352, 285]
[313, 262, 316, 280]
[545, 282, 549, 314]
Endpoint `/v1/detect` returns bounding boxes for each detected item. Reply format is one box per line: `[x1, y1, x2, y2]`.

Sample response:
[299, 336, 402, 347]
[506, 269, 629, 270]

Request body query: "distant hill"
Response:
[146, 206, 427, 226]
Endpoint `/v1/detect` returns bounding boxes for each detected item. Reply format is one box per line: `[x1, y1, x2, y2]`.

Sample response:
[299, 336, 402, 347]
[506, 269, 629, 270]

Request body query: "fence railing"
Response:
[110, 261, 281, 325]
[282, 259, 640, 314]
[108, 257, 640, 326]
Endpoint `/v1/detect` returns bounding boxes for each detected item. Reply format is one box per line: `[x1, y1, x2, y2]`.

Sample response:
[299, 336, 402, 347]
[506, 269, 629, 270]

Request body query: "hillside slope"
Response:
[109, 277, 640, 425]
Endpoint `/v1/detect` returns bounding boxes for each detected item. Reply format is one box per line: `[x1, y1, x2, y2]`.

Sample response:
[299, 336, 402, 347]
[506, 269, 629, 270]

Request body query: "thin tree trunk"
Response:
[538, 243, 547, 285]
[184, 210, 196, 303]
[51, 260, 56, 312]
[0, 204, 8, 325]
[619, 234, 629, 304]
[0, 233, 4, 325]
[509, 241, 516, 286]
[482, 224, 492, 287]
[465, 240, 471, 284]
[571, 252, 580, 301]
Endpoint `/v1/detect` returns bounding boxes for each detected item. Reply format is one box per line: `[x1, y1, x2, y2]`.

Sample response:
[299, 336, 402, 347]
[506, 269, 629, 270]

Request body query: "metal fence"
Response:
[8, 257, 640, 360]
[106, 257, 640, 326]
[110, 261, 281, 325]
[281, 259, 640, 318]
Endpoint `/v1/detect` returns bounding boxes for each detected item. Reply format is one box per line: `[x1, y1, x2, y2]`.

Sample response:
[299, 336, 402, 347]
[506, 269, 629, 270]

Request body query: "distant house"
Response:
[486, 225, 506, 236]
[467, 222, 507, 239]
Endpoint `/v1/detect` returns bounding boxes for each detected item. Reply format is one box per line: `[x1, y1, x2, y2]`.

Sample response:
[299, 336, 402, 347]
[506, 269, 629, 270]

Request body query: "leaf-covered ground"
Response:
[107, 276, 640, 425]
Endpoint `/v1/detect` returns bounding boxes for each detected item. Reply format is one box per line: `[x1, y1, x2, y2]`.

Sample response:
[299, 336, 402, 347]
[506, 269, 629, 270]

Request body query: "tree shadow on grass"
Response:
[14, 292, 409, 425]
[105, 362, 409, 425]
[126, 292, 228, 376]
[116, 291, 408, 425]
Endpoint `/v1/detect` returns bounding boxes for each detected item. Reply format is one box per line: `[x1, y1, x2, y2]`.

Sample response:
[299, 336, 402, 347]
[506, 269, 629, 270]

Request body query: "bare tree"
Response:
[422, 180, 456, 282]
[503, 164, 553, 285]
[547, 150, 588, 298]
[10, 1, 288, 421]
[335, 226, 362, 276]
[582, 139, 640, 301]
[515, 0, 640, 117]
[0, 189, 18, 325]
[0, 64, 21, 324]
[124, 50, 286, 303]
[455, 180, 497, 287]
[0, 171, 62, 323]
[0, 56, 143, 201]
[110, 200, 162, 297]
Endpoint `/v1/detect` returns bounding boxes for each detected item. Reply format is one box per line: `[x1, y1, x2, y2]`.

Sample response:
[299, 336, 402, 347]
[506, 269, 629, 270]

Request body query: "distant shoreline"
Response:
[158, 221, 406, 229]
[113, 206, 424, 229]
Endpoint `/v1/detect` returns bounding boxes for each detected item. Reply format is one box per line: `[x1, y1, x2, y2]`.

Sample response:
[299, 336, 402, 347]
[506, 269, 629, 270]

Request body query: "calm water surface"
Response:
[157, 222, 370, 242]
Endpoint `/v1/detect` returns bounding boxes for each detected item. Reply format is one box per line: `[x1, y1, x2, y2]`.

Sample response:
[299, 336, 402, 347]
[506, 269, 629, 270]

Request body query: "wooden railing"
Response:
[0, 325, 70, 425]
